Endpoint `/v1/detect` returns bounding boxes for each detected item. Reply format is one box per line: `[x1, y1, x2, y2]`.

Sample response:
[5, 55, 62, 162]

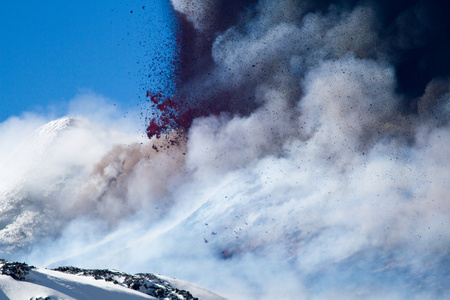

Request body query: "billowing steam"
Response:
[1, 0, 450, 299]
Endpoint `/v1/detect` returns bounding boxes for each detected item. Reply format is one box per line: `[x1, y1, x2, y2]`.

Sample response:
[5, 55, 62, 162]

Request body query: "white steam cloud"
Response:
[1, 1, 449, 299]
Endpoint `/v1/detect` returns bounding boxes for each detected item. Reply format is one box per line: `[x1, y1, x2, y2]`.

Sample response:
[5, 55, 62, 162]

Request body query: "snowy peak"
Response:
[16, 117, 82, 160]
[34, 117, 79, 139]
[0, 117, 83, 187]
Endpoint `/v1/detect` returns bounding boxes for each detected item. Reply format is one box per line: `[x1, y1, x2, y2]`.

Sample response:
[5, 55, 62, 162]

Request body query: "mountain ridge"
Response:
[0, 259, 226, 300]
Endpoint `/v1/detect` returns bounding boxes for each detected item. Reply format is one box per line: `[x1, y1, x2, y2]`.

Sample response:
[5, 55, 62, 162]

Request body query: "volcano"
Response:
[1, 0, 450, 299]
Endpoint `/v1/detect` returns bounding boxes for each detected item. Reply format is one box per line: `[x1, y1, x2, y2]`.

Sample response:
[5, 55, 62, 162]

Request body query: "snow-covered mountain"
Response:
[0, 117, 140, 254]
[0, 259, 225, 300]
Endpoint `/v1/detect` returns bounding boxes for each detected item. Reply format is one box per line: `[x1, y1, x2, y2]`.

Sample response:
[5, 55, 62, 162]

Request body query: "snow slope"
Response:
[0, 260, 226, 300]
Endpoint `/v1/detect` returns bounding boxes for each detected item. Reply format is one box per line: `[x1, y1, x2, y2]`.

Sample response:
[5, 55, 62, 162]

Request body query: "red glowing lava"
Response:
[145, 91, 197, 139]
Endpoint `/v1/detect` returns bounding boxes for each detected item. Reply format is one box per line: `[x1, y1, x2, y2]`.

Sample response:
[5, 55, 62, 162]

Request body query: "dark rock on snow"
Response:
[0, 259, 198, 300]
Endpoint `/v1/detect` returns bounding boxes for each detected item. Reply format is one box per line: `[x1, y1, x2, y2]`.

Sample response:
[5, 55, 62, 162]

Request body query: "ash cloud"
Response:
[174, 0, 450, 115]
[0, 0, 450, 299]
[70, 130, 187, 225]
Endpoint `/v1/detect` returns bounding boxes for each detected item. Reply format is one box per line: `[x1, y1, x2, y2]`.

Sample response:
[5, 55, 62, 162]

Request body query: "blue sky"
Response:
[0, 0, 178, 122]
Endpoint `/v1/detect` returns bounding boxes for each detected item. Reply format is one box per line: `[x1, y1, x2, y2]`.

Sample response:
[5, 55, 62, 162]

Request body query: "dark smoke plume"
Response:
[173, 0, 450, 116]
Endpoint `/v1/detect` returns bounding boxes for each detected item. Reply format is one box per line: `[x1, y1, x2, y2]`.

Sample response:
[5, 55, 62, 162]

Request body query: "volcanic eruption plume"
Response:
[1, 0, 450, 299]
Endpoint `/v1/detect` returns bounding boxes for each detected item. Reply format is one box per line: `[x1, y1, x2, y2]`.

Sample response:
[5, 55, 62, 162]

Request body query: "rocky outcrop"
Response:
[52, 266, 198, 300]
[0, 259, 34, 281]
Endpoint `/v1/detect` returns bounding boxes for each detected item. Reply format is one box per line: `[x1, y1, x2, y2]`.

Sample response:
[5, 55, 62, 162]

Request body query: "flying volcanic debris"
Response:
[0, 0, 450, 299]
[140, 0, 450, 298]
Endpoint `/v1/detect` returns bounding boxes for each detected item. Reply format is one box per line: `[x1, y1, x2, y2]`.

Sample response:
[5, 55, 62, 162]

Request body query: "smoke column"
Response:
[0, 0, 449, 299]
